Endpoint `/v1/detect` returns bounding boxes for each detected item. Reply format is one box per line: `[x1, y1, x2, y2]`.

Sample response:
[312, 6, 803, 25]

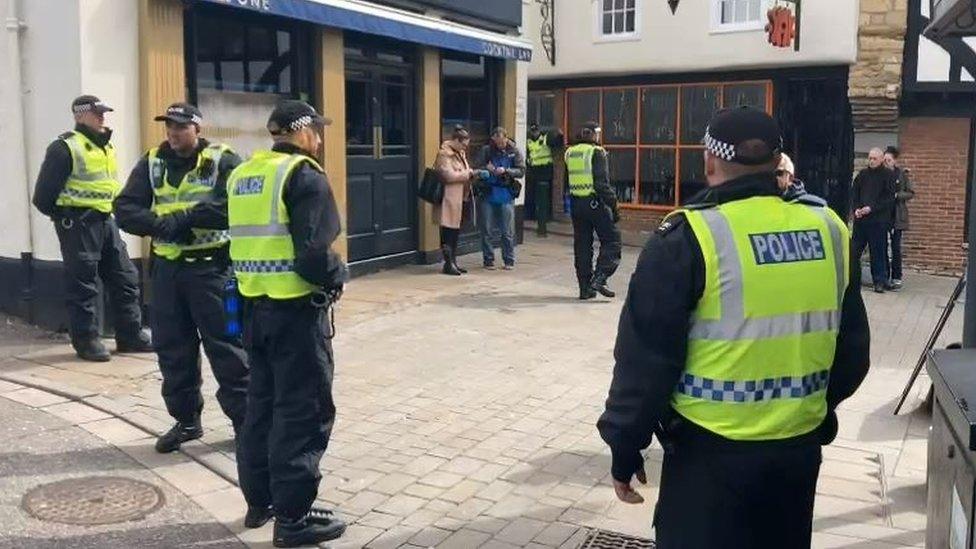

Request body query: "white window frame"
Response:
[594, 0, 641, 44]
[710, 0, 768, 34]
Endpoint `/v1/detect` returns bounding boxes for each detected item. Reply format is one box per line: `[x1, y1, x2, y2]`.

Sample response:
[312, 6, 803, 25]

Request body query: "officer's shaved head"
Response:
[867, 148, 884, 168]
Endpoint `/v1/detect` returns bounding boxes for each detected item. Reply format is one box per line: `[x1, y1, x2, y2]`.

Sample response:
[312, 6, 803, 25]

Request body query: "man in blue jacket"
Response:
[475, 127, 525, 270]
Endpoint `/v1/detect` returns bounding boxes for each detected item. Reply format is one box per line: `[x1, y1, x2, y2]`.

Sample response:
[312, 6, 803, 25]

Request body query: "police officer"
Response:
[32, 95, 152, 362]
[564, 121, 621, 300]
[229, 101, 348, 547]
[597, 108, 871, 549]
[526, 123, 563, 237]
[114, 102, 249, 453]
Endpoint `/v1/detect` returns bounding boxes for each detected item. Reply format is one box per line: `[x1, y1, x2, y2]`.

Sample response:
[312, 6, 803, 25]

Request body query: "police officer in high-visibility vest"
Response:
[229, 101, 348, 547]
[564, 121, 621, 300]
[526, 123, 563, 237]
[597, 108, 871, 549]
[114, 102, 249, 454]
[32, 95, 152, 362]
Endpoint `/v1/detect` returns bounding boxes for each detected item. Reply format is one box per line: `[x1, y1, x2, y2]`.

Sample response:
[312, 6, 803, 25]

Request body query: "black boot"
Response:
[245, 505, 274, 529]
[442, 247, 461, 276]
[273, 512, 347, 547]
[116, 329, 154, 353]
[155, 416, 203, 453]
[579, 287, 597, 300]
[591, 274, 616, 298]
[74, 338, 111, 362]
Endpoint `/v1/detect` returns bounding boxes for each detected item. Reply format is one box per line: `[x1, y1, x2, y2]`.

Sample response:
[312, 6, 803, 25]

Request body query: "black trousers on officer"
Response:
[236, 298, 336, 520]
[53, 210, 143, 344]
[151, 254, 249, 426]
[654, 441, 822, 549]
[571, 196, 621, 288]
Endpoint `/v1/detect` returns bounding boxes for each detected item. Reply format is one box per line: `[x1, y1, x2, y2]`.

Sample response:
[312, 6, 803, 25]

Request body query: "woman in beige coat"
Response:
[434, 125, 475, 275]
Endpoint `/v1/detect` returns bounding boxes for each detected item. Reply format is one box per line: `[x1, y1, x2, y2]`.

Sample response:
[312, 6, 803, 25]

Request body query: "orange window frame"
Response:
[563, 80, 774, 211]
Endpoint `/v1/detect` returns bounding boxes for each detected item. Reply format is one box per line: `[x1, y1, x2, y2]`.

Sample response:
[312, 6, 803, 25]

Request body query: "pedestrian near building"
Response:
[884, 146, 914, 290]
[114, 102, 249, 453]
[526, 123, 564, 236]
[228, 100, 348, 547]
[852, 147, 897, 293]
[475, 127, 524, 270]
[597, 107, 871, 549]
[434, 125, 475, 276]
[31, 95, 152, 362]
[564, 121, 621, 300]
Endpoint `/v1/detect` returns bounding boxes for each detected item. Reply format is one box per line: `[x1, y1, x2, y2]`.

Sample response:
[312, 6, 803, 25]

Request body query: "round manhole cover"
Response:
[22, 476, 164, 525]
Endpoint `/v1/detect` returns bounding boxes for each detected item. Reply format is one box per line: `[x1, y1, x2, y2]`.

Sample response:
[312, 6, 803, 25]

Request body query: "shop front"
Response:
[140, 0, 530, 273]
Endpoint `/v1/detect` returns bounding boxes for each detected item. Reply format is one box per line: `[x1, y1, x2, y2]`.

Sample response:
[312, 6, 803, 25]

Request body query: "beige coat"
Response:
[434, 140, 472, 229]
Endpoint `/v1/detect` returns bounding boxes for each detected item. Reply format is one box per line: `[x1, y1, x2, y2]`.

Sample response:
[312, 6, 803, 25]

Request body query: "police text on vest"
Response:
[749, 230, 825, 265]
[233, 176, 265, 196]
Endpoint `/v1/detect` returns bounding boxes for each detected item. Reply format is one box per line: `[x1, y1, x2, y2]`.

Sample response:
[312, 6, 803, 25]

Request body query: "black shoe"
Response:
[74, 339, 111, 362]
[116, 330, 153, 353]
[155, 418, 203, 453]
[873, 284, 886, 294]
[453, 262, 468, 274]
[579, 288, 597, 300]
[591, 275, 616, 298]
[245, 505, 274, 529]
[307, 506, 337, 525]
[441, 247, 462, 276]
[273, 513, 347, 547]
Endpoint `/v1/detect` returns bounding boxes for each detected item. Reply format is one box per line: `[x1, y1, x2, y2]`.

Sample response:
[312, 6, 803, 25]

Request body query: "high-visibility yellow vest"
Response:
[671, 195, 850, 441]
[527, 134, 553, 167]
[227, 150, 320, 300]
[56, 131, 120, 213]
[149, 143, 232, 260]
[564, 143, 601, 197]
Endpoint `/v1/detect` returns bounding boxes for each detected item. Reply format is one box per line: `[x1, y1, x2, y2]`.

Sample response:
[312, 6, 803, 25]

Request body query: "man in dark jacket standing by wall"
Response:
[114, 103, 249, 454]
[852, 147, 897, 293]
[884, 146, 914, 290]
[32, 95, 152, 362]
[475, 127, 525, 270]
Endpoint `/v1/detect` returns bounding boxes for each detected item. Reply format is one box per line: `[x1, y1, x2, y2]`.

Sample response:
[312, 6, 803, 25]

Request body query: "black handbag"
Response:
[418, 168, 444, 204]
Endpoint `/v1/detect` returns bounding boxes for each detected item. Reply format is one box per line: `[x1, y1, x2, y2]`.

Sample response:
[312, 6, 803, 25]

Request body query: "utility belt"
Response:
[157, 244, 230, 265]
[656, 409, 825, 455]
[241, 288, 341, 339]
[56, 207, 109, 229]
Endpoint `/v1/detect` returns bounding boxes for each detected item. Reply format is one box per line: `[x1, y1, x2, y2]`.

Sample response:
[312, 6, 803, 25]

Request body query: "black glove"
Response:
[153, 211, 192, 242]
[610, 445, 644, 483]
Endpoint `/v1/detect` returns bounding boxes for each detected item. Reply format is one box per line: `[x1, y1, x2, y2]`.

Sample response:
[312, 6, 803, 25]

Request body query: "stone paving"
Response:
[0, 234, 959, 548]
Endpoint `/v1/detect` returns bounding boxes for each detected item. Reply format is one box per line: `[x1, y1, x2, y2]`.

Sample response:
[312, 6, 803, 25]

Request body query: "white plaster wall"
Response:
[0, 0, 34, 258]
[526, 0, 860, 79]
[7, 0, 142, 262]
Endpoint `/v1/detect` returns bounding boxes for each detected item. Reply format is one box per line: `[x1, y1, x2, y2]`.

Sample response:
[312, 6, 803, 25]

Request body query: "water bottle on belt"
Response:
[223, 278, 242, 337]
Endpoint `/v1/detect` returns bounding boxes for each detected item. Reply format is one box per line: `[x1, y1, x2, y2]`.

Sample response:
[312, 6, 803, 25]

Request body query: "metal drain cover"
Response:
[22, 476, 164, 525]
[579, 528, 656, 548]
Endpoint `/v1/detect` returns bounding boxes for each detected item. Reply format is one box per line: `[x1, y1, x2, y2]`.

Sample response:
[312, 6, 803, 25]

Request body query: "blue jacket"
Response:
[475, 141, 525, 205]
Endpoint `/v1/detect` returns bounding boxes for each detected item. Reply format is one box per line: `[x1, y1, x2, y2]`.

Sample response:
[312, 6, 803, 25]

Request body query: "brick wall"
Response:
[898, 117, 971, 274]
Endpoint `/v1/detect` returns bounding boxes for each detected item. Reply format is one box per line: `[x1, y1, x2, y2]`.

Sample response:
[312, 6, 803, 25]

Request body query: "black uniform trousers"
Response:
[570, 196, 622, 288]
[528, 165, 554, 234]
[851, 221, 889, 287]
[654, 440, 822, 549]
[53, 211, 143, 344]
[236, 297, 336, 520]
[151, 254, 249, 426]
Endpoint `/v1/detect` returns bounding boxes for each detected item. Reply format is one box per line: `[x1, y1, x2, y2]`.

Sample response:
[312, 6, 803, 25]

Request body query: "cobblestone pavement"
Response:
[0, 234, 956, 548]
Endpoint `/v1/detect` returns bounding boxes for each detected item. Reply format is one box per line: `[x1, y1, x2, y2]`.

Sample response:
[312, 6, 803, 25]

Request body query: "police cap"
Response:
[71, 95, 113, 115]
[703, 106, 783, 166]
[267, 100, 331, 136]
[154, 102, 203, 126]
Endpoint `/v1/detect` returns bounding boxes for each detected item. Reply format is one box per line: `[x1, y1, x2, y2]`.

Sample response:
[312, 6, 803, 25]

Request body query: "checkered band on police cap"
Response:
[71, 95, 113, 114]
[267, 100, 330, 136]
[703, 129, 737, 162]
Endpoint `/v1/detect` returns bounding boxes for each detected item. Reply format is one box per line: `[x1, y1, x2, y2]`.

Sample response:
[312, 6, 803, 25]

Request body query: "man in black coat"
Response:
[852, 147, 897, 293]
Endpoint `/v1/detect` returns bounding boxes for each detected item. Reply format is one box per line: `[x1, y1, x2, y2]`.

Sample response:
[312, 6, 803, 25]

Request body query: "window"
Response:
[564, 81, 772, 209]
[713, 0, 765, 32]
[598, 0, 638, 40]
[528, 92, 557, 130]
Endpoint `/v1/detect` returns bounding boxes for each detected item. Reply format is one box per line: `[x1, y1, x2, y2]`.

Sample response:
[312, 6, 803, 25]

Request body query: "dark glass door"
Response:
[345, 44, 416, 263]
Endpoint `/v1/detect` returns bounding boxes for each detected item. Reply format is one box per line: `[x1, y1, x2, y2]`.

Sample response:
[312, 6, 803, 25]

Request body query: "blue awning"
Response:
[197, 0, 532, 61]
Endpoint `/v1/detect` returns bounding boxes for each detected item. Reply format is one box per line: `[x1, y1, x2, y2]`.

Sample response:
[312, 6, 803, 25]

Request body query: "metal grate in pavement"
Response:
[578, 528, 656, 548]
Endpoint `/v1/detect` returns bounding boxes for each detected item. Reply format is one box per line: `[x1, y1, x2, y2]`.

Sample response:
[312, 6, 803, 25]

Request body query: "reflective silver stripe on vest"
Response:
[157, 230, 230, 246]
[155, 189, 216, 205]
[228, 155, 299, 239]
[59, 187, 115, 201]
[233, 259, 295, 273]
[676, 369, 830, 402]
[689, 207, 841, 341]
[810, 208, 847, 308]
